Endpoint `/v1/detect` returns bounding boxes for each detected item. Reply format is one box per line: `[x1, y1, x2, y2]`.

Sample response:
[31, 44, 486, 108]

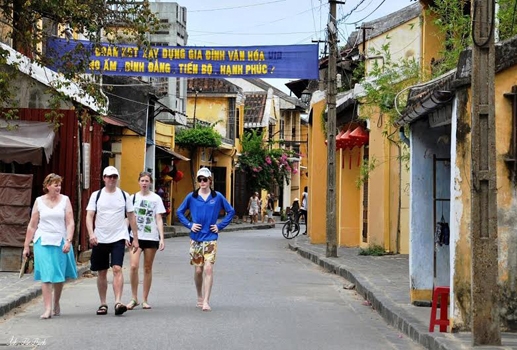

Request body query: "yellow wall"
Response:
[308, 97, 328, 244]
[420, 2, 445, 78]
[337, 147, 361, 246]
[119, 129, 146, 194]
[452, 64, 517, 329]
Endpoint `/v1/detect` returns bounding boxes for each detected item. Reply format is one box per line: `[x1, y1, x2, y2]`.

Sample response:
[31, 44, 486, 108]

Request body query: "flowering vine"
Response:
[238, 130, 298, 192]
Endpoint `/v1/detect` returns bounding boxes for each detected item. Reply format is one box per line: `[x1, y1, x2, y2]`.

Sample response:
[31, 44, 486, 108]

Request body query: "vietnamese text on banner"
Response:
[47, 38, 319, 79]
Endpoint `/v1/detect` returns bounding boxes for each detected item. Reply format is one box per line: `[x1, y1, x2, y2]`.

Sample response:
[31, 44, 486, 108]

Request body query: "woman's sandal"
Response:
[96, 304, 108, 316]
[142, 302, 152, 310]
[127, 299, 139, 310]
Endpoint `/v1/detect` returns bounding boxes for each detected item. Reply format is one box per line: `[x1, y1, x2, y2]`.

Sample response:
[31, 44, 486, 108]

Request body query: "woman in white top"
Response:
[23, 173, 77, 319]
[126, 171, 166, 310]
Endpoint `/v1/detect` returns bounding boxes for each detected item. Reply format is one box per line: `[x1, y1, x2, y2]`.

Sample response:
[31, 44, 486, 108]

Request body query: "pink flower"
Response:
[265, 156, 272, 164]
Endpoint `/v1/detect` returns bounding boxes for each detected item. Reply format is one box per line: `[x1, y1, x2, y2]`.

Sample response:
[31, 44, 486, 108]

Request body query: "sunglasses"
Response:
[197, 177, 209, 183]
[105, 175, 118, 179]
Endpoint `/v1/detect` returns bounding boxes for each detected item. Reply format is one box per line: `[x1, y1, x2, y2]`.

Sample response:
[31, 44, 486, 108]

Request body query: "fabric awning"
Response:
[156, 146, 190, 161]
[0, 120, 56, 165]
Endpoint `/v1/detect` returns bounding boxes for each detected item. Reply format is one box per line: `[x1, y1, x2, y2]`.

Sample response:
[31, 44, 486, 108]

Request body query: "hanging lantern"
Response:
[349, 125, 369, 147]
[335, 129, 345, 149]
[173, 170, 184, 182]
[339, 129, 353, 150]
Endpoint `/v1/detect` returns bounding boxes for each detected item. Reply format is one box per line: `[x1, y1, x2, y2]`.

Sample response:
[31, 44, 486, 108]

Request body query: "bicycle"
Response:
[282, 210, 300, 239]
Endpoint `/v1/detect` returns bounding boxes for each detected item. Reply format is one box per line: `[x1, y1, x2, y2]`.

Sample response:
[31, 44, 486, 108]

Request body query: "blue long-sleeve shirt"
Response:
[176, 190, 235, 242]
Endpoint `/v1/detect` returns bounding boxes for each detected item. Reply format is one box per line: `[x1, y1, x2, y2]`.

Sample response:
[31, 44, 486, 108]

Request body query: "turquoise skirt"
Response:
[33, 237, 78, 283]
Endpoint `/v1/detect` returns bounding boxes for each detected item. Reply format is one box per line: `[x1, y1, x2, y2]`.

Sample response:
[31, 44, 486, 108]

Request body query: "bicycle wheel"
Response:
[282, 221, 296, 239]
[292, 222, 301, 237]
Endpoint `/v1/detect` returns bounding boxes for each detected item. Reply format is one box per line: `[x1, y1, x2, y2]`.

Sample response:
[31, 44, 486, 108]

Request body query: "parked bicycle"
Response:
[282, 209, 300, 239]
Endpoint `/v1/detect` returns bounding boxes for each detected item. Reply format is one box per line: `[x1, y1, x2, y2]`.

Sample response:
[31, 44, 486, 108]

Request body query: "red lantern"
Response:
[173, 170, 184, 182]
[335, 129, 345, 149]
[339, 129, 353, 150]
[349, 126, 369, 147]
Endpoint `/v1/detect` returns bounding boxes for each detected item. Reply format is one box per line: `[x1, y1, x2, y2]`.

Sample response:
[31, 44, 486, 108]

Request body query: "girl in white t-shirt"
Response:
[126, 172, 166, 310]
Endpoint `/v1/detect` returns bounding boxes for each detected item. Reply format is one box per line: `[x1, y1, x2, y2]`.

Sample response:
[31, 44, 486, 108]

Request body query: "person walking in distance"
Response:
[176, 167, 235, 312]
[266, 193, 275, 224]
[86, 166, 139, 316]
[300, 186, 308, 235]
[126, 172, 166, 311]
[23, 173, 77, 319]
[247, 192, 260, 224]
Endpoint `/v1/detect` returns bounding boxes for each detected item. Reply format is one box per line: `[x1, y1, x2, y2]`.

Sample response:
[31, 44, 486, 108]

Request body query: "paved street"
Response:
[0, 227, 422, 350]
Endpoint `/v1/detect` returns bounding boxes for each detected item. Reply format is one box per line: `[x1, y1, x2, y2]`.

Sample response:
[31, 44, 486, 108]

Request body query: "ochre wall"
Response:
[308, 97, 327, 244]
[337, 147, 361, 247]
[119, 130, 145, 194]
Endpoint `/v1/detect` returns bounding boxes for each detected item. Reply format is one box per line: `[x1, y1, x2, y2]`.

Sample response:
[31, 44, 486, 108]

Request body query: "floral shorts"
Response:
[189, 240, 217, 266]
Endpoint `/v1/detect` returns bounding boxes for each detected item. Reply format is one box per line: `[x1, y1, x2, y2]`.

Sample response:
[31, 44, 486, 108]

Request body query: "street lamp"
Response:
[301, 88, 312, 105]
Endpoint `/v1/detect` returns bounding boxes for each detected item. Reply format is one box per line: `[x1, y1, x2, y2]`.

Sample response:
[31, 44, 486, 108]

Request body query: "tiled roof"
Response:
[187, 78, 241, 93]
[244, 92, 267, 125]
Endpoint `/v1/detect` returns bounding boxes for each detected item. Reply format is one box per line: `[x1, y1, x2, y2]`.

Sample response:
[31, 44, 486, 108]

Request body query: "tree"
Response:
[175, 125, 222, 190]
[238, 130, 298, 193]
[0, 0, 160, 122]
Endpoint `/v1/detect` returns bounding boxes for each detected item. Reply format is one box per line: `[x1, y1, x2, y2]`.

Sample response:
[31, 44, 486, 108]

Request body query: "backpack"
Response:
[95, 188, 131, 218]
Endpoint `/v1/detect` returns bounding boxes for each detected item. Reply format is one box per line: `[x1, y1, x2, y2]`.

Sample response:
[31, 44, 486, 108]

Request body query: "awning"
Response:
[102, 116, 130, 127]
[0, 120, 56, 165]
[156, 146, 190, 161]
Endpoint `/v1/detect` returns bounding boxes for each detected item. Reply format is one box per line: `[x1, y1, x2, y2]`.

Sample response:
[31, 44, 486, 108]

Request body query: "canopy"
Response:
[0, 120, 56, 165]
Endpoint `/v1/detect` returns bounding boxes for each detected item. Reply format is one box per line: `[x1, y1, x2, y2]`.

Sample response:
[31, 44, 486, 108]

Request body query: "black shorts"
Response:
[90, 239, 126, 271]
[130, 236, 159, 250]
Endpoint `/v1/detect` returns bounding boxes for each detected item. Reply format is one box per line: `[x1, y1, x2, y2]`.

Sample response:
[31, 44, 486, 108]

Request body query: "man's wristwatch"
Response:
[66, 238, 72, 243]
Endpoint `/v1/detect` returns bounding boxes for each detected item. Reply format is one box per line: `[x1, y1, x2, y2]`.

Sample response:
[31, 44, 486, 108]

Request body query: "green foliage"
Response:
[175, 126, 222, 150]
[497, 0, 517, 41]
[358, 244, 388, 256]
[0, 0, 161, 125]
[427, 0, 471, 77]
[238, 130, 298, 192]
[359, 41, 420, 128]
[356, 156, 378, 189]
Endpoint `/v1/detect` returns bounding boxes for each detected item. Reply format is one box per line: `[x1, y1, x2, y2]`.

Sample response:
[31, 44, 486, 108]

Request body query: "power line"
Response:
[188, 0, 286, 13]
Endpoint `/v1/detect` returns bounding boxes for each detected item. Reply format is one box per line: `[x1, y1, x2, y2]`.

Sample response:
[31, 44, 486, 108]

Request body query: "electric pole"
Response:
[325, 0, 343, 257]
[470, 0, 500, 345]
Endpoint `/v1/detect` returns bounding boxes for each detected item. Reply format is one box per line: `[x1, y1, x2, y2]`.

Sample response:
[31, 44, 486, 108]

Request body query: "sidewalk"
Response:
[290, 235, 517, 350]
[0, 220, 273, 319]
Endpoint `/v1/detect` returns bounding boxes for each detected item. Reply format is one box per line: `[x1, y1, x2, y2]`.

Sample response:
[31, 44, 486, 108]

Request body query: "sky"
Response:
[182, 0, 411, 94]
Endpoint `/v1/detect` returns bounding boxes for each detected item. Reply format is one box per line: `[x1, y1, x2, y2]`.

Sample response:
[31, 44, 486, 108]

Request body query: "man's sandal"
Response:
[127, 299, 139, 310]
[96, 304, 108, 315]
[114, 302, 128, 316]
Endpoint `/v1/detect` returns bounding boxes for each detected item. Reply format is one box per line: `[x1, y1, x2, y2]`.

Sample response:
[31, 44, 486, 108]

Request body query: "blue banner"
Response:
[47, 38, 319, 79]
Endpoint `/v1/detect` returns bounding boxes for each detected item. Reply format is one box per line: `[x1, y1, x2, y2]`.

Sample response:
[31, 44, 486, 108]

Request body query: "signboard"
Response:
[82, 142, 90, 189]
[47, 38, 319, 79]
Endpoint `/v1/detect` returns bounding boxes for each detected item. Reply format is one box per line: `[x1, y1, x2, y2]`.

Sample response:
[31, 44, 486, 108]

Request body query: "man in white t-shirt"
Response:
[86, 166, 139, 316]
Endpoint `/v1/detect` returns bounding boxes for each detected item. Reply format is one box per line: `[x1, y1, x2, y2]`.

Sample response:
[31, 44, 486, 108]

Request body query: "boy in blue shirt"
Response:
[177, 167, 235, 311]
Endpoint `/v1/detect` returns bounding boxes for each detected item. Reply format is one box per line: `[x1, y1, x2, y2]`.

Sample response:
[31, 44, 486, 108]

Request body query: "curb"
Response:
[289, 242, 463, 350]
[0, 265, 91, 318]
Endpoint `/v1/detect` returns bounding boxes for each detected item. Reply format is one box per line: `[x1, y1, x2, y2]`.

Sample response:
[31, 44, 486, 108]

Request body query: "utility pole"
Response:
[470, 0, 500, 345]
[325, 0, 343, 257]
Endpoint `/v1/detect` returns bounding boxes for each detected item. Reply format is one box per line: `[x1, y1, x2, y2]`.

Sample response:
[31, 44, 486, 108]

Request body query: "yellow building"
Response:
[171, 78, 244, 218]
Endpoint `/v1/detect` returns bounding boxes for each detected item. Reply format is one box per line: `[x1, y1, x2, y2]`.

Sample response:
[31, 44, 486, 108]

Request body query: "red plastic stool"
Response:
[429, 286, 450, 332]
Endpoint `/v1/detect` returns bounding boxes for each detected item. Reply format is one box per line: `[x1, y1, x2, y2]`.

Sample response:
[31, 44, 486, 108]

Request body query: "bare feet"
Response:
[40, 310, 52, 319]
[53, 304, 60, 316]
[202, 303, 211, 312]
[196, 297, 203, 308]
